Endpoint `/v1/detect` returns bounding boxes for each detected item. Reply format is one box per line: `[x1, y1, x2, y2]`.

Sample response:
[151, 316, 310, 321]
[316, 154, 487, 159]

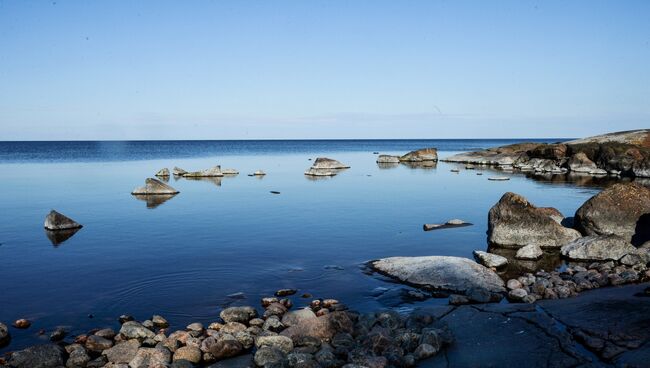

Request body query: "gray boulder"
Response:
[173, 167, 188, 176]
[472, 251, 508, 268]
[220, 306, 258, 324]
[371, 256, 505, 294]
[488, 192, 581, 248]
[103, 339, 140, 363]
[222, 168, 239, 175]
[376, 155, 400, 164]
[311, 157, 350, 169]
[400, 148, 438, 162]
[44, 210, 82, 231]
[515, 244, 543, 260]
[560, 234, 637, 261]
[7, 344, 65, 368]
[131, 178, 180, 195]
[574, 182, 650, 245]
[155, 168, 170, 177]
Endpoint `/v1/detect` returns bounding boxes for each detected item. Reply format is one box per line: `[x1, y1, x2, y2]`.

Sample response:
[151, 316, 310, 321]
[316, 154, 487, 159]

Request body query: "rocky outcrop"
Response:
[310, 157, 350, 169]
[131, 178, 180, 195]
[488, 192, 581, 248]
[574, 182, 650, 245]
[376, 155, 400, 163]
[443, 142, 541, 166]
[182, 166, 223, 177]
[155, 168, 170, 177]
[560, 234, 637, 261]
[371, 256, 505, 295]
[173, 167, 187, 176]
[44, 210, 82, 231]
[472, 251, 508, 268]
[567, 152, 605, 174]
[400, 148, 438, 162]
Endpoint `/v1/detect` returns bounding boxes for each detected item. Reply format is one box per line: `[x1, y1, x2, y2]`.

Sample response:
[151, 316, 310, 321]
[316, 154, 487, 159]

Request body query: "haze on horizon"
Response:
[0, 0, 649, 141]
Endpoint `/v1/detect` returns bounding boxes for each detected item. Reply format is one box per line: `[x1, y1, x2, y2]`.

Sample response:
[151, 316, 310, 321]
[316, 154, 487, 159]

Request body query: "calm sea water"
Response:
[0, 139, 609, 351]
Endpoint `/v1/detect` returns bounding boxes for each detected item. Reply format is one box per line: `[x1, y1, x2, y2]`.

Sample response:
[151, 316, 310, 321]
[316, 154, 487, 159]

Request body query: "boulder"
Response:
[85, 334, 113, 352]
[304, 168, 337, 176]
[487, 176, 510, 181]
[255, 335, 294, 354]
[7, 344, 65, 368]
[103, 339, 140, 363]
[131, 178, 180, 195]
[574, 182, 650, 245]
[0, 322, 9, 346]
[515, 244, 543, 260]
[567, 152, 605, 174]
[220, 306, 258, 324]
[173, 346, 202, 364]
[311, 157, 350, 169]
[488, 192, 581, 248]
[173, 167, 187, 176]
[376, 155, 400, 164]
[183, 166, 223, 177]
[129, 347, 171, 368]
[560, 234, 637, 261]
[443, 142, 541, 165]
[400, 148, 438, 162]
[155, 168, 170, 177]
[280, 311, 353, 341]
[119, 321, 156, 340]
[371, 256, 505, 294]
[472, 251, 508, 268]
[44, 210, 82, 231]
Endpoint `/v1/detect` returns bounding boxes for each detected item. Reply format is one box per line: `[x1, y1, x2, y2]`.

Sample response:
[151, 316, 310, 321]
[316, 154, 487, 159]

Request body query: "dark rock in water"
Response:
[131, 177, 180, 195]
[13, 318, 31, 329]
[44, 227, 80, 245]
[560, 234, 636, 261]
[371, 256, 505, 295]
[270, 191, 281, 194]
[44, 210, 82, 231]
[132, 193, 177, 208]
[311, 157, 350, 169]
[0, 322, 9, 347]
[8, 344, 65, 368]
[49, 327, 66, 341]
[275, 289, 297, 297]
[400, 148, 438, 162]
[155, 168, 170, 177]
[488, 192, 581, 248]
[574, 182, 650, 245]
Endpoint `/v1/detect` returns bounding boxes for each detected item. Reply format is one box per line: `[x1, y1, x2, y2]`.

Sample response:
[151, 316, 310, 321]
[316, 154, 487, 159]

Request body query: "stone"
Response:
[487, 176, 510, 181]
[561, 234, 637, 261]
[131, 177, 180, 195]
[515, 244, 543, 260]
[44, 210, 82, 231]
[187, 322, 204, 333]
[207, 336, 244, 360]
[7, 344, 65, 368]
[0, 322, 9, 346]
[281, 308, 318, 327]
[222, 168, 239, 175]
[183, 166, 224, 177]
[311, 157, 350, 169]
[280, 311, 354, 341]
[400, 148, 438, 162]
[376, 155, 400, 164]
[173, 346, 202, 364]
[13, 318, 31, 329]
[152, 315, 169, 328]
[85, 334, 114, 351]
[173, 167, 188, 176]
[103, 339, 140, 363]
[254, 346, 286, 367]
[120, 321, 156, 340]
[371, 256, 505, 294]
[488, 192, 581, 248]
[263, 316, 285, 332]
[506, 279, 523, 290]
[50, 327, 66, 341]
[129, 347, 172, 367]
[472, 250, 508, 268]
[221, 306, 258, 324]
[413, 343, 438, 360]
[620, 248, 650, 266]
[275, 288, 297, 297]
[155, 168, 170, 177]
[253, 170, 266, 176]
[508, 288, 528, 301]
[255, 335, 294, 354]
[304, 167, 337, 176]
[567, 152, 598, 173]
[66, 344, 91, 368]
[95, 328, 116, 339]
[574, 182, 650, 245]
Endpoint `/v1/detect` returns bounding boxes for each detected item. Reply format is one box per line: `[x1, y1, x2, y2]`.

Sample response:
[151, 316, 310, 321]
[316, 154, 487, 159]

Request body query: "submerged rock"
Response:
[560, 234, 637, 261]
[182, 166, 223, 177]
[574, 182, 650, 245]
[173, 167, 188, 176]
[371, 256, 505, 295]
[400, 148, 438, 162]
[131, 178, 180, 195]
[472, 251, 508, 268]
[488, 192, 581, 248]
[44, 210, 83, 231]
[376, 155, 400, 164]
[155, 168, 170, 177]
[311, 157, 350, 169]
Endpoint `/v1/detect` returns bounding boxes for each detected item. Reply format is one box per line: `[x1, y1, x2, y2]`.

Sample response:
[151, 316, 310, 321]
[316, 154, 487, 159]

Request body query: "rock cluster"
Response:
[3, 296, 452, 368]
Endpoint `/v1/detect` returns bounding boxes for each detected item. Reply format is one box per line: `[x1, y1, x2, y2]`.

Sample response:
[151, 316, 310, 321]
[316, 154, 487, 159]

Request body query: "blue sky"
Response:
[0, 0, 648, 140]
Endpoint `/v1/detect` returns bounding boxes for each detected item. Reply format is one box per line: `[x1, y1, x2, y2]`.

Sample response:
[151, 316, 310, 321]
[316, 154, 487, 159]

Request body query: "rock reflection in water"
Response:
[376, 162, 400, 170]
[132, 194, 177, 209]
[488, 245, 564, 280]
[400, 161, 438, 170]
[44, 228, 81, 246]
[183, 176, 222, 187]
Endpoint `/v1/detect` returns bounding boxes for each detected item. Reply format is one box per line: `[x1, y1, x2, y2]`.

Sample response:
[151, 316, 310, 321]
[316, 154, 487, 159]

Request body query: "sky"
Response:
[0, 0, 649, 140]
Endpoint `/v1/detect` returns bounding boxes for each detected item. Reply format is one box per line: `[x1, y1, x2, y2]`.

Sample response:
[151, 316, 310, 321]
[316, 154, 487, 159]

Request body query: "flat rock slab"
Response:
[371, 256, 505, 294]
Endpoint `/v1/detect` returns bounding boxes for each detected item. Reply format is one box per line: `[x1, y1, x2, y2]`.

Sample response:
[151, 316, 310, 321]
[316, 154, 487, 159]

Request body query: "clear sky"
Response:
[1, 0, 649, 140]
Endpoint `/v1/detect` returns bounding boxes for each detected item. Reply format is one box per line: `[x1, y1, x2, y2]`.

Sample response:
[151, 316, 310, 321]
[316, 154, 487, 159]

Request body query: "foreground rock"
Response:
[574, 182, 650, 245]
[371, 256, 505, 295]
[400, 147, 438, 162]
[7, 344, 65, 368]
[376, 154, 400, 163]
[155, 168, 170, 177]
[310, 157, 350, 169]
[43, 210, 83, 231]
[182, 166, 224, 177]
[304, 168, 337, 177]
[561, 234, 637, 261]
[488, 192, 581, 248]
[131, 178, 180, 195]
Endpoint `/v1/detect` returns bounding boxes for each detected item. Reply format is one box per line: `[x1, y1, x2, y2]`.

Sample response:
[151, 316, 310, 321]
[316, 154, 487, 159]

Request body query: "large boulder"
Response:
[183, 166, 223, 177]
[488, 192, 581, 248]
[131, 178, 180, 195]
[574, 182, 650, 245]
[371, 256, 505, 294]
[561, 234, 637, 261]
[400, 148, 438, 162]
[7, 344, 65, 368]
[310, 157, 350, 169]
[103, 339, 140, 363]
[44, 210, 82, 231]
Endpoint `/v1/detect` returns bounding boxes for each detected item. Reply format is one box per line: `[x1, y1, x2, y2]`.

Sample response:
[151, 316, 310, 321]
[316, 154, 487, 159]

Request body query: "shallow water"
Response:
[0, 139, 615, 351]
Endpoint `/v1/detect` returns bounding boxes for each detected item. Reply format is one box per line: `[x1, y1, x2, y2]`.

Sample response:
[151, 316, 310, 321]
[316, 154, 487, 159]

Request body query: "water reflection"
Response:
[400, 161, 438, 170]
[183, 176, 222, 187]
[487, 245, 564, 280]
[132, 194, 178, 209]
[377, 162, 400, 170]
[45, 228, 81, 246]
